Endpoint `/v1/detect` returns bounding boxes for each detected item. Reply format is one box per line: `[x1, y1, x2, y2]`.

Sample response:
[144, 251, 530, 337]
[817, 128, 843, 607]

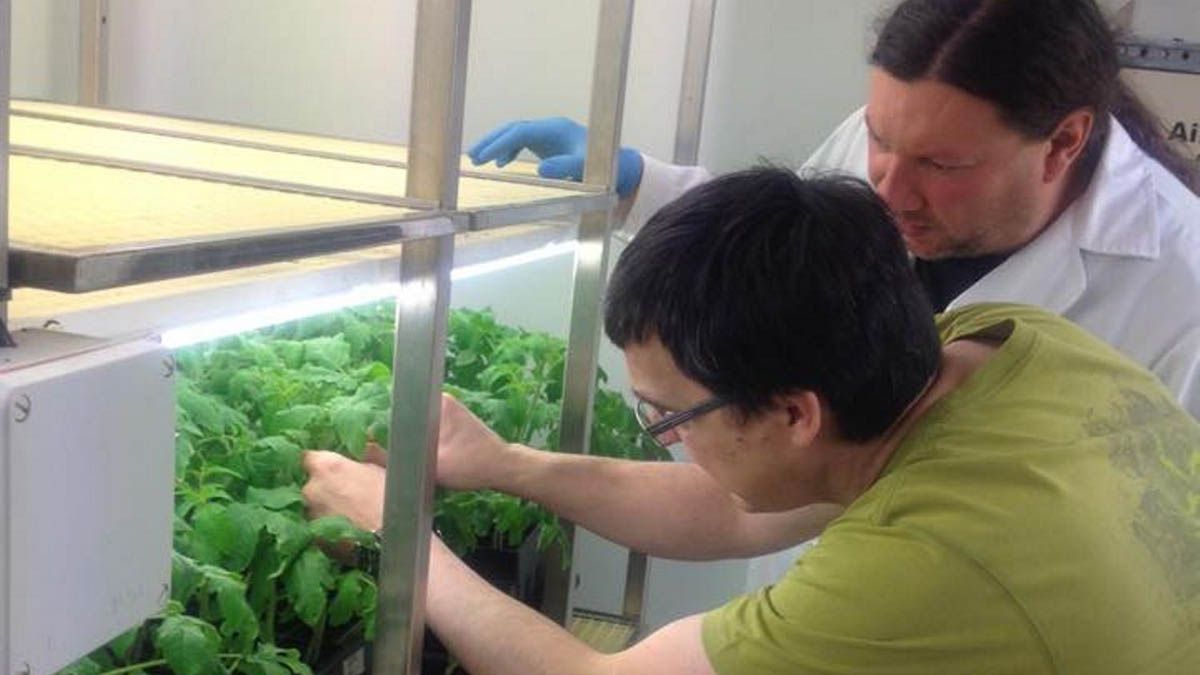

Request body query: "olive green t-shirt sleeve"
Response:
[701, 524, 1054, 675]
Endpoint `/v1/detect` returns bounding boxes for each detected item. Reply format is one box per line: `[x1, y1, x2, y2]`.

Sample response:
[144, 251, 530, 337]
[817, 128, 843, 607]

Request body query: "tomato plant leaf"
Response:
[327, 569, 370, 627]
[329, 399, 375, 459]
[308, 515, 374, 546]
[247, 485, 304, 511]
[192, 503, 266, 572]
[241, 644, 313, 675]
[263, 510, 312, 577]
[155, 614, 223, 675]
[205, 568, 259, 652]
[284, 547, 335, 628]
[171, 551, 205, 605]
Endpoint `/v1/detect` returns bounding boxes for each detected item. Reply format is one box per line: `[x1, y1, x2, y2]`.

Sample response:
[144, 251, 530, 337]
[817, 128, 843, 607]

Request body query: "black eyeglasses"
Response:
[635, 395, 729, 446]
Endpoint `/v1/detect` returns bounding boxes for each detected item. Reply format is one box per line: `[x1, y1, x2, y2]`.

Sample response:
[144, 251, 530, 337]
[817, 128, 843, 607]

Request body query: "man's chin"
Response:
[900, 234, 950, 260]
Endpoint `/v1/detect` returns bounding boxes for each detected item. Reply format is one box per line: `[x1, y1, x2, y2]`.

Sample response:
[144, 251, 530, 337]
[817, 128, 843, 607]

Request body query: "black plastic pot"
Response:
[315, 640, 372, 675]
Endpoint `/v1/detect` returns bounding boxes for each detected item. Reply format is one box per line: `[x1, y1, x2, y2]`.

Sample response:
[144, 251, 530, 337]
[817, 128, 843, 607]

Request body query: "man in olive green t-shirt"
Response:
[704, 302, 1199, 674]
[302, 169, 1198, 675]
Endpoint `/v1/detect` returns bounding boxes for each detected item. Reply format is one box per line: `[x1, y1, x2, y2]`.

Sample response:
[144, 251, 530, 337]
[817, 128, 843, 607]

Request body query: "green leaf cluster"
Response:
[62, 304, 661, 674]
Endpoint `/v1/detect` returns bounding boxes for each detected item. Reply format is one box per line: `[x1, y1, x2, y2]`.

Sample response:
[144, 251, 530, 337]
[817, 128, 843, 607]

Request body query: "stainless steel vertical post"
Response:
[619, 0, 718, 628]
[0, 0, 12, 345]
[0, 0, 9, 668]
[77, 0, 109, 106]
[673, 0, 716, 166]
[375, 1, 470, 673]
[544, 0, 635, 625]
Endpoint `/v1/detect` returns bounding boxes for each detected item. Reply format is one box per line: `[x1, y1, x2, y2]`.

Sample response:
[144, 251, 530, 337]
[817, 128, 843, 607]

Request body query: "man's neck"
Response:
[821, 337, 1001, 505]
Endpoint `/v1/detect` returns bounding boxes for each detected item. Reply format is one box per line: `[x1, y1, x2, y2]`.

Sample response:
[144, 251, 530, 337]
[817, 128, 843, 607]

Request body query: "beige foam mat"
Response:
[12, 99, 542, 177]
[10, 154, 412, 251]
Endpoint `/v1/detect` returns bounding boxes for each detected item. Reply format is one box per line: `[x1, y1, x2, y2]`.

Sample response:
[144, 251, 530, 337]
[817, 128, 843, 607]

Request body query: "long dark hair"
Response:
[871, 0, 1199, 194]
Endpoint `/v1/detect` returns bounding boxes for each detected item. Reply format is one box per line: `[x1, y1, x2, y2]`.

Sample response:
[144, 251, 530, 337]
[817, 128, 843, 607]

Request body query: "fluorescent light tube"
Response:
[161, 241, 578, 348]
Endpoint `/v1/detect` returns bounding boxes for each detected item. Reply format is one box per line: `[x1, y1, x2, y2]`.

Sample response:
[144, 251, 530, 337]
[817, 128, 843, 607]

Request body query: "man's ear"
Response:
[1043, 108, 1094, 184]
[783, 391, 822, 447]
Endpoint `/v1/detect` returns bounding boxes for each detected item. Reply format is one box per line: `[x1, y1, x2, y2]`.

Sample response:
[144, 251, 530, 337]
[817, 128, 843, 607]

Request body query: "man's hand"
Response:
[301, 450, 387, 532]
[468, 117, 645, 198]
[301, 393, 516, 529]
[435, 392, 521, 490]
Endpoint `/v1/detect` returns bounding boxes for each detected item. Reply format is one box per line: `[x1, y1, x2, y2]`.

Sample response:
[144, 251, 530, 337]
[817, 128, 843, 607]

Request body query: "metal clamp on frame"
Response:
[1117, 37, 1200, 75]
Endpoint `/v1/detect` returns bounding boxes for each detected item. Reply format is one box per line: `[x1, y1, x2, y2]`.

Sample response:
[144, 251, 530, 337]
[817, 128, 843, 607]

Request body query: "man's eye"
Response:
[924, 158, 965, 171]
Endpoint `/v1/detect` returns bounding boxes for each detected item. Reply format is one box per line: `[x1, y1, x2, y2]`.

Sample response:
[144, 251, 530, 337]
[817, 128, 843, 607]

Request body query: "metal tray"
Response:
[8, 153, 460, 292]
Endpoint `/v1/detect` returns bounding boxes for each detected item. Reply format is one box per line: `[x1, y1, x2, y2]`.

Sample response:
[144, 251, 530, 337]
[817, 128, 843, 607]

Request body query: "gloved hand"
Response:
[467, 117, 645, 198]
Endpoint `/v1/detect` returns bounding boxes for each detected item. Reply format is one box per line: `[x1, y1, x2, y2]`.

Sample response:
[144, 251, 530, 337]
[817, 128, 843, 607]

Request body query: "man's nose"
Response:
[872, 157, 923, 213]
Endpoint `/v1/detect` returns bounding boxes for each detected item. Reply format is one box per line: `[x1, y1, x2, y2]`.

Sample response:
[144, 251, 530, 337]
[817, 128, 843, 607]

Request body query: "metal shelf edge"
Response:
[465, 192, 616, 231]
[12, 213, 462, 293]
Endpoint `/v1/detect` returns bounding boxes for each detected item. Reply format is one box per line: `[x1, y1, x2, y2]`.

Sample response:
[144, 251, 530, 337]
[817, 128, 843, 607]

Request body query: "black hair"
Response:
[604, 168, 941, 442]
[871, 0, 1199, 193]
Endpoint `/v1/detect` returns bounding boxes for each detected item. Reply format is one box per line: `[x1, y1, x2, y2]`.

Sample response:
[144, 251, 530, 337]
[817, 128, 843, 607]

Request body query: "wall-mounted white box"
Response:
[0, 330, 173, 674]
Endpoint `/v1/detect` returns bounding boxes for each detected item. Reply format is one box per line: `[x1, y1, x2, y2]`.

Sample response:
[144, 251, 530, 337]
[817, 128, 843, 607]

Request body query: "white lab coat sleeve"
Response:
[621, 107, 868, 237]
[1152, 324, 1200, 419]
[799, 106, 870, 177]
[621, 154, 713, 237]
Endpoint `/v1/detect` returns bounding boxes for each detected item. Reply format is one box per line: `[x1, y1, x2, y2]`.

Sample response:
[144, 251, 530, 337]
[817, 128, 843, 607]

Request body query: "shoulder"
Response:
[937, 303, 1080, 347]
[801, 107, 869, 177]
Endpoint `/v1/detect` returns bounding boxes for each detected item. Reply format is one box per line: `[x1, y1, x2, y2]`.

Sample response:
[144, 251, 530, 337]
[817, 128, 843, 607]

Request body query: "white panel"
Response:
[1123, 68, 1200, 165]
[463, 0, 690, 161]
[11, 0, 80, 101]
[464, 0, 597, 149]
[570, 528, 628, 616]
[699, 0, 893, 173]
[623, 0, 692, 159]
[1130, 0, 1200, 41]
[105, 0, 418, 142]
[641, 557, 748, 631]
[94, 0, 689, 165]
[1, 333, 173, 674]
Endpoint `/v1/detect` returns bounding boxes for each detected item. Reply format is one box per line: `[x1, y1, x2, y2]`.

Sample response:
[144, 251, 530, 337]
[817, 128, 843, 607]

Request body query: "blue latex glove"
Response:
[467, 117, 645, 198]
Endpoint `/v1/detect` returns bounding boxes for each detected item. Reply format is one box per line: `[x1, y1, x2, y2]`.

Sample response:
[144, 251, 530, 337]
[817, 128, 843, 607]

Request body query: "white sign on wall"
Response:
[1123, 67, 1200, 165]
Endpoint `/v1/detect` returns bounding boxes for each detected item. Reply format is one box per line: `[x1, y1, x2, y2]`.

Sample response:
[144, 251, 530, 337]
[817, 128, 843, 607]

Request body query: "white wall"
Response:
[11, 1, 1199, 164]
[57, 0, 689, 159]
[11, 0, 79, 101]
[104, 0, 417, 141]
[1129, 0, 1200, 40]
[697, 0, 892, 173]
[465, 0, 691, 160]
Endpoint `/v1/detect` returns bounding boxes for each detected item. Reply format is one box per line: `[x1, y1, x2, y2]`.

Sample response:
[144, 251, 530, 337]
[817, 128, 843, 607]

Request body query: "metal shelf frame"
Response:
[0, 1, 638, 673]
[3, 107, 617, 293]
[370, 0, 638, 671]
[1118, 37, 1200, 75]
[11, 211, 460, 293]
[1, 0, 10, 344]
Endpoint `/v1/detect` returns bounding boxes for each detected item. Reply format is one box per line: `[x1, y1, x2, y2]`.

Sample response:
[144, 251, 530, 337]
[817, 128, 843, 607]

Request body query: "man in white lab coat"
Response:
[470, 0, 1200, 423]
